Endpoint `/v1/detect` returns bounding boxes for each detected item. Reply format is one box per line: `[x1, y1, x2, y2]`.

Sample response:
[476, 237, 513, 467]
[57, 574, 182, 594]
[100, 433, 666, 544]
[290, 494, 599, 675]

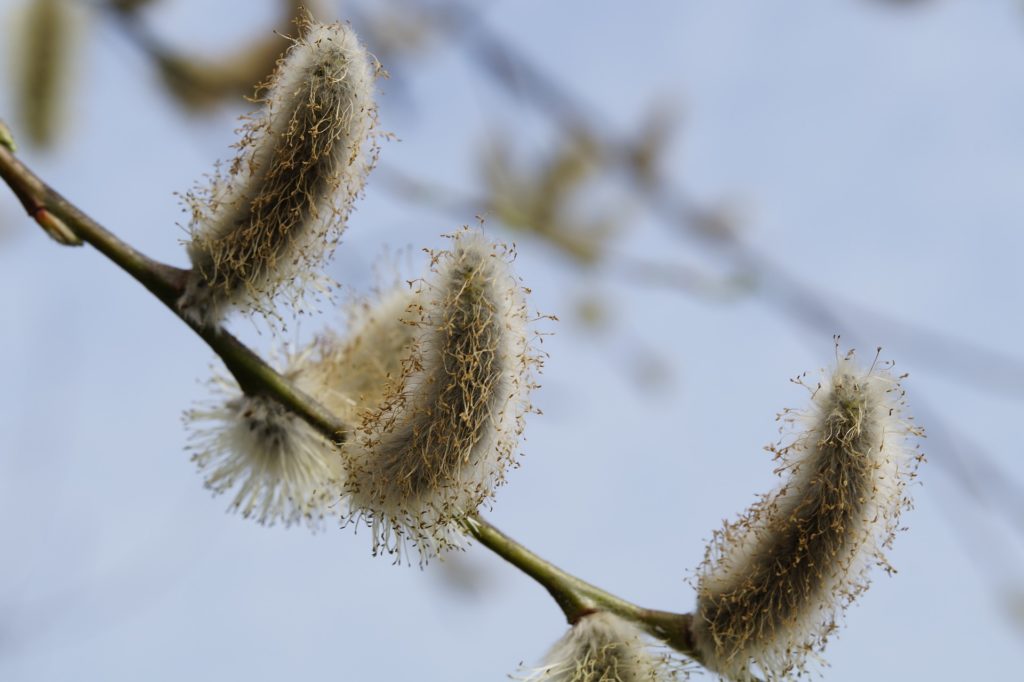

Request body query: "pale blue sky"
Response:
[1, 1, 1023, 680]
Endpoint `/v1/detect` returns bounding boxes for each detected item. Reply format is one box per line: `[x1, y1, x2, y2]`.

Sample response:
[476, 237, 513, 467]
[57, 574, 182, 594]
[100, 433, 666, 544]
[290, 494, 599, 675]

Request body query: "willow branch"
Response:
[0, 138, 346, 444]
[463, 515, 698, 659]
[0, 130, 698, 658]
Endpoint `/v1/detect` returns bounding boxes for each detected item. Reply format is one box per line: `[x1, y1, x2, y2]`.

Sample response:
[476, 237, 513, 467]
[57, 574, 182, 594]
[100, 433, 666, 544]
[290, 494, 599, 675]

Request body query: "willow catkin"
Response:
[341, 230, 539, 562]
[184, 346, 345, 529]
[16, 0, 73, 149]
[517, 612, 675, 682]
[179, 20, 378, 326]
[692, 351, 924, 680]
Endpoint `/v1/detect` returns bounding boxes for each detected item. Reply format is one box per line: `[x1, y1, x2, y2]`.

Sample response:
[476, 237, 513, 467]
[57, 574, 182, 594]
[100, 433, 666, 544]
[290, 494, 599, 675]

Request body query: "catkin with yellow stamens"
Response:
[341, 230, 539, 562]
[692, 351, 924, 680]
[179, 19, 378, 326]
[517, 612, 677, 682]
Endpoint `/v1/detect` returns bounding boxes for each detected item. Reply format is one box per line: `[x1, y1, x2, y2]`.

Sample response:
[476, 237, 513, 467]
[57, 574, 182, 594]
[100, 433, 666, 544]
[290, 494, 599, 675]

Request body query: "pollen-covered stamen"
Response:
[341, 231, 539, 562]
[692, 353, 923, 680]
[179, 20, 378, 325]
[517, 612, 678, 682]
[186, 352, 346, 529]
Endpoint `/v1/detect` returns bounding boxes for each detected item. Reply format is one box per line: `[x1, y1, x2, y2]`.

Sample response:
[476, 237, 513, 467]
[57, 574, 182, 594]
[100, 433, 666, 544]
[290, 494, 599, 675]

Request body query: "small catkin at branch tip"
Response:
[178, 19, 379, 326]
[692, 350, 925, 680]
[340, 229, 542, 563]
[185, 347, 346, 529]
[516, 611, 684, 682]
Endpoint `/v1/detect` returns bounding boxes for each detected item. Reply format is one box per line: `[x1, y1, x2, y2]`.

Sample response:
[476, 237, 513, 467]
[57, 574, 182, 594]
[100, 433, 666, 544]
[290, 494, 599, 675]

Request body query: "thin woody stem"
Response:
[0, 129, 697, 659]
[463, 515, 698, 658]
[0, 137, 346, 444]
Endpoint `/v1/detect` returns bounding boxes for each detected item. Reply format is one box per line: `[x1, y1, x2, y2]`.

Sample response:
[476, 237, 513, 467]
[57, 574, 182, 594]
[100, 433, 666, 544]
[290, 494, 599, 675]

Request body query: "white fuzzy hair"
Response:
[692, 351, 923, 680]
[185, 348, 346, 528]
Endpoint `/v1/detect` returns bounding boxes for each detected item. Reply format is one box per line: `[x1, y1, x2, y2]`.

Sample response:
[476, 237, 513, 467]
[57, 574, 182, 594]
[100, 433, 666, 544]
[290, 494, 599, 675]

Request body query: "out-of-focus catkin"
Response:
[517, 612, 677, 682]
[304, 285, 421, 427]
[341, 230, 539, 562]
[692, 351, 924, 679]
[179, 20, 378, 326]
[15, 0, 74, 149]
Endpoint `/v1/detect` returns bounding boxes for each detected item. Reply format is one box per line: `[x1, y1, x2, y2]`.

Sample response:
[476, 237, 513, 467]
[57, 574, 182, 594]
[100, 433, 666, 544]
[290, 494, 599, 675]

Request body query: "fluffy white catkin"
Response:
[179, 20, 378, 326]
[692, 351, 924, 680]
[341, 230, 539, 562]
[517, 612, 675, 682]
[185, 347, 345, 528]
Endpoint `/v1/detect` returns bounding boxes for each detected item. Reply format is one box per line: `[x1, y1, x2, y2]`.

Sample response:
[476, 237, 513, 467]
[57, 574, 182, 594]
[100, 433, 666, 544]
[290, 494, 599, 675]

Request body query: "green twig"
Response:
[464, 515, 698, 658]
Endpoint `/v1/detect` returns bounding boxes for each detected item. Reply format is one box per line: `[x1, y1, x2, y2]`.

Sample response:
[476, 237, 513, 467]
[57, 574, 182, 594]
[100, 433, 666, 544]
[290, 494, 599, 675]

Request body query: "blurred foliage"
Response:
[481, 130, 620, 266]
[108, 0, 158, 13]
[1008, 587, 1024, 632]
[14, 0, 75, 149]
[109, 0, 326, 111]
